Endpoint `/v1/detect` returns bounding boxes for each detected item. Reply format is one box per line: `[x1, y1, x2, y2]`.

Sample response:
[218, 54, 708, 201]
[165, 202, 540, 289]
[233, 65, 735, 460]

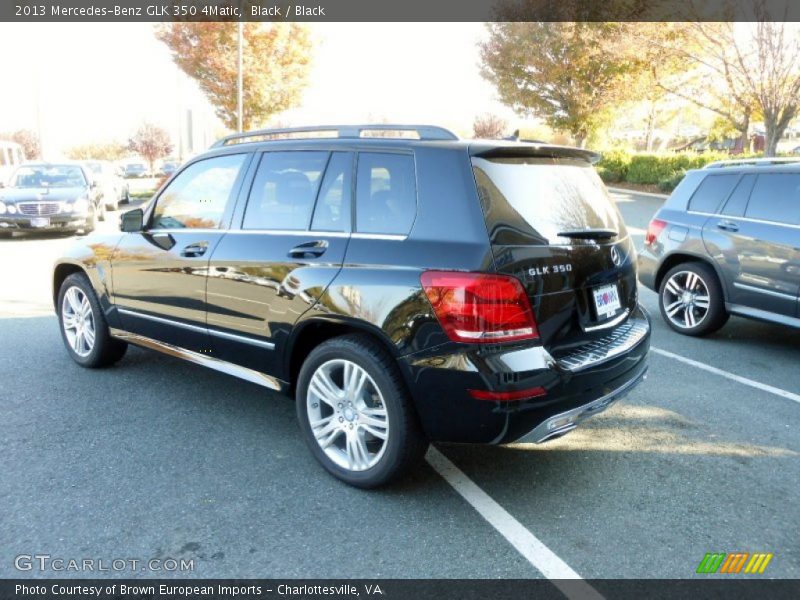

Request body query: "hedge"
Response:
[596, 150, 735, 191]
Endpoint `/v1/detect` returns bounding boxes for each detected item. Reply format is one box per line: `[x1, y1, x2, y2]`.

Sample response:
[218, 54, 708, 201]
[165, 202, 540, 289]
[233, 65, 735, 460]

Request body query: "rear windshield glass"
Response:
[472, 156, 625, 245]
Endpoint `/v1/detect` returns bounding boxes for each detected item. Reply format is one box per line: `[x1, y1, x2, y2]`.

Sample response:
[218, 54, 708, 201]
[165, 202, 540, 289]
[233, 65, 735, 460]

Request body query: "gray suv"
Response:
[639, 161, 800, 335]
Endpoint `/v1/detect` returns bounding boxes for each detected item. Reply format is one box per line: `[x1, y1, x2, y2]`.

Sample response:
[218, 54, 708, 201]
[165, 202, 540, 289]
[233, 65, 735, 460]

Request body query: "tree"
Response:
[472, 114, 508, 139]
[156, 23, 312, 131]
[0, 129, 40, 160]
[481, 22, 649, 147]
[648, 6, 800, 156]
[128, 124, 173, 174]
[65, 141, 128, 161]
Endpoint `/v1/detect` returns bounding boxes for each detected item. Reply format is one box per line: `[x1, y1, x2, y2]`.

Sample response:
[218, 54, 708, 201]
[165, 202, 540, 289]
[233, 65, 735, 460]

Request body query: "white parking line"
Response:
[425, 447, 604, 600]
[652, 346, 800, 405]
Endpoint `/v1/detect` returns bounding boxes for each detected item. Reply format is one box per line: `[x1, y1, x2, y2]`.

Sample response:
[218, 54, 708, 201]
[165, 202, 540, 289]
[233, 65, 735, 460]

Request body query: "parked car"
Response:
[639, 161, 800, 335]
[0, 140, 25, 185]
[160, 161, 179, 176]
[52, 124, 650, 487]
[792, 146, 800, 155]
[123, 163, 149, 178]
[83, 160, 130, 211]
[0, 163, 103, 237]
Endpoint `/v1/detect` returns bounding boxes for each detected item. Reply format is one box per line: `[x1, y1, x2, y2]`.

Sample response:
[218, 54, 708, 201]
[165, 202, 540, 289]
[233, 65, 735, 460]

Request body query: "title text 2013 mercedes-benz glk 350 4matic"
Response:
[53, 125, 650, 487]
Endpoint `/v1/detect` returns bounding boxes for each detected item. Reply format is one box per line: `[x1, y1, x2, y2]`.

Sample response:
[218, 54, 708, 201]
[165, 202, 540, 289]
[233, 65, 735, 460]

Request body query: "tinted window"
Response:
[356, 153, 416, 235]
[720, 174, 755, 217]
[473, 156, 624, 245]
[151, 154, 246, 230]
[311, 152, 352, 232]
[745, 174, 800, 225]
[243, 151, 328, 230]
[687, 174, 739, 213]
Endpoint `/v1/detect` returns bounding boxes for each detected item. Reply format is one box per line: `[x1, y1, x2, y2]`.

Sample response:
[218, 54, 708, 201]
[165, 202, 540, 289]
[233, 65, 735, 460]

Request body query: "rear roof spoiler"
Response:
[470, 141, 601, 164]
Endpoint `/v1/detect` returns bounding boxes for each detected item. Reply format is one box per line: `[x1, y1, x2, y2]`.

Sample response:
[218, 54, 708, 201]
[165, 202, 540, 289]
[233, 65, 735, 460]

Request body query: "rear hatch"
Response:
[471, 144, 637, 353]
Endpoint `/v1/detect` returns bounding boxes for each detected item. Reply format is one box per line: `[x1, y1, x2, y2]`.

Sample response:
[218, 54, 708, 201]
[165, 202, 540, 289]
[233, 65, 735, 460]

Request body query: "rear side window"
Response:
[687, 174, 739, 213]
[745, 174, 800, 225]
[473, 156, 624, 245]
[356, 153, 416, 235]
[152, 154, 246, 230]
[311, 152, 352, 232]
[720, 174, 755, 217]
[243, 151, 328, 230]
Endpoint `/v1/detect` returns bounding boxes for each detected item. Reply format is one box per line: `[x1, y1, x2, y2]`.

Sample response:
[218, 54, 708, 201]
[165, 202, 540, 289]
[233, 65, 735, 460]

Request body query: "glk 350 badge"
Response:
[529, 264, 573, 276]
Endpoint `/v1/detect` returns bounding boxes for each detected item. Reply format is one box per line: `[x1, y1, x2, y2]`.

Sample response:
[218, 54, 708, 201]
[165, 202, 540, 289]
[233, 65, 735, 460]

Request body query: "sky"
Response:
[0, 23, 514, 158]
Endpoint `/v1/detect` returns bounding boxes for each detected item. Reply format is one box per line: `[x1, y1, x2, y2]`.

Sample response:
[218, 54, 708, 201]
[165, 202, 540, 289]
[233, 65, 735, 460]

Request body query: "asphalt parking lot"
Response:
[0, 190, 798, 583]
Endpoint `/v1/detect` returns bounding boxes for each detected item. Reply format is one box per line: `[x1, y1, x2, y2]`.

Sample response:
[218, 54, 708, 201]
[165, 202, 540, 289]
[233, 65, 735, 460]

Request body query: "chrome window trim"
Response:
[351, 232, 407, 241]
[228, 229, 350, 238]
[109, 328, 281, 391]
[733, 282, 798, 301]
[686, 210, 800, 229]
[117, 308, 275, 350]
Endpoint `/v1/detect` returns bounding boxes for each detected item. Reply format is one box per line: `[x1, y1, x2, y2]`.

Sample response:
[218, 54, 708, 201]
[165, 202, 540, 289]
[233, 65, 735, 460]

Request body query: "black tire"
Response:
[80, 208, 97, 235]
[121, 187, 130, 204]
[57, 272, 128, 368]
[658, 262, 728, 336]
[97, 202, 107, 222]
[296, 334, 428, 488]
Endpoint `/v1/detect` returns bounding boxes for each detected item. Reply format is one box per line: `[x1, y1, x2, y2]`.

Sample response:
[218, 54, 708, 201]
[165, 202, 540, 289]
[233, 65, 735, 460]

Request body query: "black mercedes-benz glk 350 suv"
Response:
[53, 125, 650, 487]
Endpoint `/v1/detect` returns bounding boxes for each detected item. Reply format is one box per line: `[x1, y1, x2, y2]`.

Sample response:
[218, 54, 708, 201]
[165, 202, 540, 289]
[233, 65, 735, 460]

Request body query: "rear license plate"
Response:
[30, 218, 50, 228]
[593, 283, 621, 318]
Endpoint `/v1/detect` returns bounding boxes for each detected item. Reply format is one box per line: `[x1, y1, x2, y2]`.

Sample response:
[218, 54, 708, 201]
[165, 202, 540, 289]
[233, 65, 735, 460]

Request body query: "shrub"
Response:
[596, 149, 631, 183]
[657, 170, 687, 192]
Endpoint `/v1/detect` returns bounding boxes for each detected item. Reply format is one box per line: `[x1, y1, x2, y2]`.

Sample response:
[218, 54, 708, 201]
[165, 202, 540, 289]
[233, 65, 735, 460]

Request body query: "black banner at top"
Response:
[3, 0, 800, 22]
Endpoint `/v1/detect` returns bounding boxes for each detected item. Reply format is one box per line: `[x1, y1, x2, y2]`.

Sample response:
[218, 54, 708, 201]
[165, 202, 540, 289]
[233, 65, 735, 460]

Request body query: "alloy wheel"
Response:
[61, 286, 96, 357]
[662, 270, 711, 329]
[306, 359, 389, 472]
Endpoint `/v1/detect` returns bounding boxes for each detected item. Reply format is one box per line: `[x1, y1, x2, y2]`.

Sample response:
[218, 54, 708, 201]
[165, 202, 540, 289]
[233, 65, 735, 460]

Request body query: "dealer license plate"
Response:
[593, 283, 621, 318]
[30, 218, 50, 228]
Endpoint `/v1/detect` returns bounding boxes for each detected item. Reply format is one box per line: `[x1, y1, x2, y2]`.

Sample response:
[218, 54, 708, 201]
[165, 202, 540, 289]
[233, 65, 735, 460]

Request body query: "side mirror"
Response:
[120, 208, 144, 233]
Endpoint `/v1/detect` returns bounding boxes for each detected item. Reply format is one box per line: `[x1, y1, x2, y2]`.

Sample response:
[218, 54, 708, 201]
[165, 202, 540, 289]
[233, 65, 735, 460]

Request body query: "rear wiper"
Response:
[557, 228, 618, 240]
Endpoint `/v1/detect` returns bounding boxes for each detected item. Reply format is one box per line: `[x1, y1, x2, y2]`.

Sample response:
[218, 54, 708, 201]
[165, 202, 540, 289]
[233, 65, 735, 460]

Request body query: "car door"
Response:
[205, 150, 352, 376]
[111, 152, 251, 352]
[704, 172, 800, 318]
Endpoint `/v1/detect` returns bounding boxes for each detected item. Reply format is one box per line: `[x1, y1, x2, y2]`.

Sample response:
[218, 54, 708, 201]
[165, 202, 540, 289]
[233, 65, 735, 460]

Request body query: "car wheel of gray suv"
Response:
[296, 334, 428, 488]
[659, 262, 728, 336]
[57, 273, 128, 368]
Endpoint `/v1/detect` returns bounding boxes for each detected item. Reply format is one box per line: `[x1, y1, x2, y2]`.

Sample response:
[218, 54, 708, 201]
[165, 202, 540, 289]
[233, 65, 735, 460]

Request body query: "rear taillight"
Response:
[420, 271, 539, 344]
[645, 219, 667, 246]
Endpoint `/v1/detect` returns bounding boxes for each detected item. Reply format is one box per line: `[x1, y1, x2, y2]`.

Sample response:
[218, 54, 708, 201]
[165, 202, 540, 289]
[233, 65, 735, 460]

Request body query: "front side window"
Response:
[356, 153, 416, 235]
[151, 154, 246, 230]
[687, 174, 739, 214]
[243, 151, 328, 230]
[745, 174, 800, 225]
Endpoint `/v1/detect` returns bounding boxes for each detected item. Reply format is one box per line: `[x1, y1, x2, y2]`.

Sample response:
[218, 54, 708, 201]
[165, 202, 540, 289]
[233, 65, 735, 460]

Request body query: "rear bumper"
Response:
[637, 247, 659, 291]
[398, 304, 651, 444]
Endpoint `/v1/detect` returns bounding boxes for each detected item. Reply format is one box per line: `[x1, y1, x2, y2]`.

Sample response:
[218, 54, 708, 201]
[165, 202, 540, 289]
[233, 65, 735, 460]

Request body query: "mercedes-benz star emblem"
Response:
[610, 246, 622, 266]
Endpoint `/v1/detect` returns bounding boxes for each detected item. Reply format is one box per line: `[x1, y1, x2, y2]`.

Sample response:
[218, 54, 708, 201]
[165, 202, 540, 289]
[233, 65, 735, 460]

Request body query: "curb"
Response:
[607, 187, 669, 200]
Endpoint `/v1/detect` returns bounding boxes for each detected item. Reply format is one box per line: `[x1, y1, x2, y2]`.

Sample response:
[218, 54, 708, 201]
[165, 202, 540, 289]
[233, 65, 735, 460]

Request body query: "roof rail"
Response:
[704, 157, 800, 169]
[211, 124, 459, 147]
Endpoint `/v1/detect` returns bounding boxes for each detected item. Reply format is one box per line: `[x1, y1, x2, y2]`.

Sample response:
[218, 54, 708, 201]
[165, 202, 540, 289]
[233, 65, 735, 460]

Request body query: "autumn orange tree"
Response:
[156, 23, 312, 131]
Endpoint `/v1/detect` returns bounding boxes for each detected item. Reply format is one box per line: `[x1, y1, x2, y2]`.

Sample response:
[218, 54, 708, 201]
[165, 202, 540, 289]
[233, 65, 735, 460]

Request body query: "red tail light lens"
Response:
[645, 219, 667, 246]
[420, 271, 539, 343]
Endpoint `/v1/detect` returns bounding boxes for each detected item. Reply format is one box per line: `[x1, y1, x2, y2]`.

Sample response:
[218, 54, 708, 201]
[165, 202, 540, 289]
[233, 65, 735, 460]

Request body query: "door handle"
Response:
[717, 220, 739, 232]
[181, 242, 209, 257]
[289, 240, 329, 258]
